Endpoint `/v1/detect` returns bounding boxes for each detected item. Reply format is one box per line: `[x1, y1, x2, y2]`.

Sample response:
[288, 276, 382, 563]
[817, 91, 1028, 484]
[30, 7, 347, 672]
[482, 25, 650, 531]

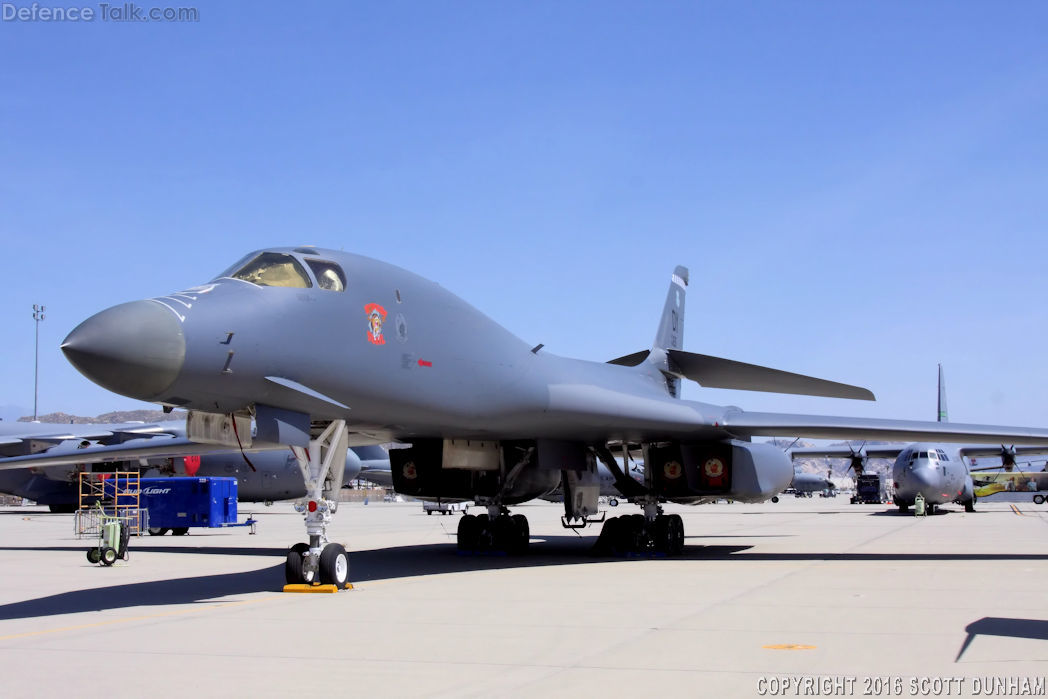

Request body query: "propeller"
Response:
[1000, 445, 1017, 472]
[847, 441, 868, 476]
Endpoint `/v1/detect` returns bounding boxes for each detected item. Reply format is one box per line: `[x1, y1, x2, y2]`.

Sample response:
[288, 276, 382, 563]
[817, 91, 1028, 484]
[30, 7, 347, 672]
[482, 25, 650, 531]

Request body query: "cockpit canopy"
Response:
[217, 251, 346, 292]
[903, 447, 950, 464]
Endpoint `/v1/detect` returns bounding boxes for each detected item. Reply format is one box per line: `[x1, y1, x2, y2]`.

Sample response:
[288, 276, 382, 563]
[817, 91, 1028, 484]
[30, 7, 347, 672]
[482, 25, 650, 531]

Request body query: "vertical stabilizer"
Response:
[651, 266, 688, 398]
[654, 265, 688, 351]
[937, 363, 949, 423]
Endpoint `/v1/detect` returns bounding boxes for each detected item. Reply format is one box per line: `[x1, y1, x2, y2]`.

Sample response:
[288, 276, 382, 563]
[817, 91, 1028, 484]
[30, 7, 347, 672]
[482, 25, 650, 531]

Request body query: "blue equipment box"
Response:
[107, 477, 239, 529]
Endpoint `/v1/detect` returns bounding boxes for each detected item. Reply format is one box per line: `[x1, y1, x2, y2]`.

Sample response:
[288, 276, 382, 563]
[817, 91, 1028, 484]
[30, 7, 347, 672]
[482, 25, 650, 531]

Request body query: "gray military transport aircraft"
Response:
[787, 365, 1048, 513]
[787, 469, 836, 497]
[29, 246, 1048, 588]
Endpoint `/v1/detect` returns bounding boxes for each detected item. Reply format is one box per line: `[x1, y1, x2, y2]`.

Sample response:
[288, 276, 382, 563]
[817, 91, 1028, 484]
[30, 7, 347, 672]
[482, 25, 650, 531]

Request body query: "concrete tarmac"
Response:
[0, 496, 1046, 698]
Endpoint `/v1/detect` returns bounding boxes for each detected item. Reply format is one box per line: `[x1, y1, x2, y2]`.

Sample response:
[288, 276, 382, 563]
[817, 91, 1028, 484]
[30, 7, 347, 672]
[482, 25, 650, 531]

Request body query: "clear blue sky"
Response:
[2, 1, 1046, 429]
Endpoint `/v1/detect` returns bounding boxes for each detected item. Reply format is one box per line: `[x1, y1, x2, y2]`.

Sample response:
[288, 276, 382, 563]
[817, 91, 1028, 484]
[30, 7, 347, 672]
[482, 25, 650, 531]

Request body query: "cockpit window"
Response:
[229, 252, 312, 288]
[305, 259, 346, 292]
[215, 252, 256, 280]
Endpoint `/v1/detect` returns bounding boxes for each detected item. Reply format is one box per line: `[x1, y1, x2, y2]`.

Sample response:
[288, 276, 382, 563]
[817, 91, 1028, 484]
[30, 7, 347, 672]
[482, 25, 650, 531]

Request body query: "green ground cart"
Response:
[86, 505, 131, 566]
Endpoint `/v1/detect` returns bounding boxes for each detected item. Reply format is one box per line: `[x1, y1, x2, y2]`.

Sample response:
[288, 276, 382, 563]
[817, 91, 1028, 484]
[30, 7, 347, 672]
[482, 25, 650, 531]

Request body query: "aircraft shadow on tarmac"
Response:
[955, 617, 1048, 661]
[3, 540, 1048, 622]
[0, 563, 285, 622]
[867, 509, 961, 517]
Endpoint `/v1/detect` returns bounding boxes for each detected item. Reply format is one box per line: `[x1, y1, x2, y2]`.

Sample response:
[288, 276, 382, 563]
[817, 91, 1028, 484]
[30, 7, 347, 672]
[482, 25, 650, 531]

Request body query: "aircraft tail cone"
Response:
[62, 300, 186, 401]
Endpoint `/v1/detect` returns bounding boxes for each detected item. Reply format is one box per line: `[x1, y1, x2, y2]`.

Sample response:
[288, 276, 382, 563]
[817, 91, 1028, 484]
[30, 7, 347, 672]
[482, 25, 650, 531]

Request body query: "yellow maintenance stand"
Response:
[75, 471, 142, 538]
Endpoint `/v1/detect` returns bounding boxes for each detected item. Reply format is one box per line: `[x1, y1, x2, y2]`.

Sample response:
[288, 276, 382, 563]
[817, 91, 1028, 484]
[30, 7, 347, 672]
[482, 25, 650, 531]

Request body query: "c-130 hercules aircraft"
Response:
[54, 247, 1048, 587]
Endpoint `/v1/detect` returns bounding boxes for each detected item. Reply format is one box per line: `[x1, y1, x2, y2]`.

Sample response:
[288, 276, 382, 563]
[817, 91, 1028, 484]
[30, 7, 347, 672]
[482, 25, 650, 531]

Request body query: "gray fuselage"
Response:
[61, 248, 736, 446]
[891, 443, 973, 507]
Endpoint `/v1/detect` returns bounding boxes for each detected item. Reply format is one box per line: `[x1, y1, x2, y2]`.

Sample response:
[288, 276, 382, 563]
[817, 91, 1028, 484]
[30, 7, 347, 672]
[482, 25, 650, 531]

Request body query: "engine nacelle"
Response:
[647, 440, 792, 504]
[390, 440, 560, 504]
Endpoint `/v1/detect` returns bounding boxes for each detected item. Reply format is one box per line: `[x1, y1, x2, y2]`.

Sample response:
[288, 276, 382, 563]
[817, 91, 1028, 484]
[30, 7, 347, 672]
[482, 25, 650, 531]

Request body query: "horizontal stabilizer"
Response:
[666, 349, 875, 401]
[607, 350, 650, 367]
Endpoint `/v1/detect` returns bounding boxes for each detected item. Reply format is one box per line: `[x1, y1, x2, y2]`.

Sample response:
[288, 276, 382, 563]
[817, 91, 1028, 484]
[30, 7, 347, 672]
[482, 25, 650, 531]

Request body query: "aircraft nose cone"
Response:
[899, 466, 937, 497]
[910, 467, 937, 490]
[62, 300, 185, 400]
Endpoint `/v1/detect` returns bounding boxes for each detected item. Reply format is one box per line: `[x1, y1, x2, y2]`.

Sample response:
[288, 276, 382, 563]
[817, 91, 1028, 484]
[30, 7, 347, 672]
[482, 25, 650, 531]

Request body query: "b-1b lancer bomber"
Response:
[53, 247, 1048, 586]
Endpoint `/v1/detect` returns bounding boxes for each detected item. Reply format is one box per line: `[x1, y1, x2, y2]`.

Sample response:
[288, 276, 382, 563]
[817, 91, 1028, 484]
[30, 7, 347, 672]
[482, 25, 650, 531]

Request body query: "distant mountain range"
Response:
[17, 410, 184, 424]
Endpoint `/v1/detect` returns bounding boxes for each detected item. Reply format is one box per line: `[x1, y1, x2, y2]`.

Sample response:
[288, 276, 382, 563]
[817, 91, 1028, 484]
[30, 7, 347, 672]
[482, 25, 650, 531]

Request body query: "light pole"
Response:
[32, 304, 45, 421]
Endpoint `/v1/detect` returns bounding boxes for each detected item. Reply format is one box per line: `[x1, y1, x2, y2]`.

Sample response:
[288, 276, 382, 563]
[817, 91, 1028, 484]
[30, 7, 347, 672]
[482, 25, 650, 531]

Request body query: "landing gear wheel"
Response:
[148, 527, 170, 536]
[457, 514, 479, 551]
[172, 527, 189, 536]
[285, 542, 313, 584]
[625, 514, 646, 552]
[511, 514, 530, 554]
[653, 514, 683, 555]
[87, 548, 101, 564]
[492, 514, 515, 552]
[610, 515, 640, 553]
[594, 517, 621, 555]
[1034, 494, 1045, 505]
[965, 496, 976, 513]
[319, 543, 349, 587]
[667, 514, 684, 555]
[474, 514, 495, 549]
[655, 516, 670, 553]
[100, 547, 117, 566]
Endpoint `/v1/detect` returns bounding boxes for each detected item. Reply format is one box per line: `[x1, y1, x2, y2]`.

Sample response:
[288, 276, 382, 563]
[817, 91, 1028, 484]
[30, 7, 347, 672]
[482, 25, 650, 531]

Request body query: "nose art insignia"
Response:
[365, 303, 387, 345]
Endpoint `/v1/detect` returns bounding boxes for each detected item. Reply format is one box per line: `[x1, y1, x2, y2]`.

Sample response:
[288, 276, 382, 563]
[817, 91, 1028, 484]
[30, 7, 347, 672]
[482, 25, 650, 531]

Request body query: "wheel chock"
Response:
[282, 583, 353, 593]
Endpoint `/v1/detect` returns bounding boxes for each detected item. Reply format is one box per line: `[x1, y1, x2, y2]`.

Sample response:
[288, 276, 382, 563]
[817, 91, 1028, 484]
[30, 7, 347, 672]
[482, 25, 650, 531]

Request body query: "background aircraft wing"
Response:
[958, 445, 1048, 460]
[0, 435, 278, 471]
[0, 422, 182, 457]
[788, 445, 905, 460]
[720, 410, 1048, 446]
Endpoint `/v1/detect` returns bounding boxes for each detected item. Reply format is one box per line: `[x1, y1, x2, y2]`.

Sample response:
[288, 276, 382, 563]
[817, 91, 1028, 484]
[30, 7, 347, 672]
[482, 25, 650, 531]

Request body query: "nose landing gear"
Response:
[284, 420, 352, 589]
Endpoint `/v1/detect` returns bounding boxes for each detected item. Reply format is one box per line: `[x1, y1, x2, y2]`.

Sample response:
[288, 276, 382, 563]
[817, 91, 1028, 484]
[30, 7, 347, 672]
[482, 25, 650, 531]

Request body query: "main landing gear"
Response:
[456, 504, 530, 554]
[594, 501, 685, 556]
[284, 420, 351, 588]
